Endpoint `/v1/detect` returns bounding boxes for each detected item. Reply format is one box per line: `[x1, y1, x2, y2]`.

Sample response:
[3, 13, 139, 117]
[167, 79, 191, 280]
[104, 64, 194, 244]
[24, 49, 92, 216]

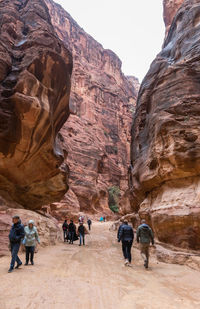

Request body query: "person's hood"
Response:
[28, 220, 34, 226]
[140, 224, 149, 229]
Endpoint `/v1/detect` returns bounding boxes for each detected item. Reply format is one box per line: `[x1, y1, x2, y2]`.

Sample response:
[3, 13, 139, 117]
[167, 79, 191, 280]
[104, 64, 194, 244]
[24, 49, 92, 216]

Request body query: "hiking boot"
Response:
[8, 268, 13, 273]
[124, 259, 129, 266]
[15, 262, 22, 269]
[31, 261, 34, 265]
[24, 262, 28, 266]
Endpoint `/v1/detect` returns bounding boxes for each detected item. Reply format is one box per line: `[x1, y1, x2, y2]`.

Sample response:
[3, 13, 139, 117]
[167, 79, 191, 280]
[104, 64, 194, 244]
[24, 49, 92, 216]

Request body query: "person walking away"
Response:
[62, 220, 68, 242]
[103, 216, 106, 222]
[87, 218, 92, 231]
[78, 222, 88, 246]
[8, 215, 25, 273]
[136, 219, 154, 269]
[118, 220, 134, 266]
[68, 220, 76, 244]
[23, 220, 40, 265]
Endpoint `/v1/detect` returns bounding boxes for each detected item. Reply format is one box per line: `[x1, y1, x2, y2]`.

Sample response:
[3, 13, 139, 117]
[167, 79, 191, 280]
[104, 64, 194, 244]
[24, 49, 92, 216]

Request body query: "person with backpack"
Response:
[87, 218, 92, 231]
[118, 220, 134, 266]
[136, 219, 154, 269]
[68, 220, 76, 244]
[78, 222, 88, 246]
[23, 220, 40, 266]
[8, 215, 25, 273]
[62, 219, 68, 242]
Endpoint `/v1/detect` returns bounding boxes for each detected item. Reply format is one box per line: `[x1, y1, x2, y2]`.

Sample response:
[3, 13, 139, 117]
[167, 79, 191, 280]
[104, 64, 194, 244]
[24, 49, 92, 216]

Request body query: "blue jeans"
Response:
[69, 232, 74, 243]
[122, 240, 133, 262]
[79, 234, 85, 245]
[10, 243, 21, 269]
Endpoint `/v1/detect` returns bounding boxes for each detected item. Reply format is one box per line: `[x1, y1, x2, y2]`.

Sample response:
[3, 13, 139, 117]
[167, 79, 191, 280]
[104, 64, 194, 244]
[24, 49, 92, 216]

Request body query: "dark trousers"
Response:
[10, 243, 21, 269]
[69, 232, 74, 244]
[88, 224, 91, 231]
[79, 233, 85, 245]
[63, 230, 67, 241]
[25, 246, 35, 263]
[122, 240, 133, 262]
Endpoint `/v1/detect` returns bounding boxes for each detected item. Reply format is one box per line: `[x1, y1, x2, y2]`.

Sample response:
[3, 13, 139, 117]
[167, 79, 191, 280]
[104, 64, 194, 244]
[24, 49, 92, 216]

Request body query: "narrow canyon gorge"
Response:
[0, 0, 200, 274]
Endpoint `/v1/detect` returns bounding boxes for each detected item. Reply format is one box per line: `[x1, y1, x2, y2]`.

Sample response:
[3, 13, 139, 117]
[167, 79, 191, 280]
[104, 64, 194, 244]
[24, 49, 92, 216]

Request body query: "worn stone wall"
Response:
[130, 0, 200, 250]
[0, 0, 72, 209]
[44, 0, 139, 218]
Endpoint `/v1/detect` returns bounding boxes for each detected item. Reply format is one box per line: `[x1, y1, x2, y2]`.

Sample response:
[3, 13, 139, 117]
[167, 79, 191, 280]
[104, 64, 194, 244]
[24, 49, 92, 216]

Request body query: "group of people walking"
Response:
[7, 214, 154, 273]
[62, 218, 92, 246]
[8, 215, 40, 273]
[118, 219, 154, 269]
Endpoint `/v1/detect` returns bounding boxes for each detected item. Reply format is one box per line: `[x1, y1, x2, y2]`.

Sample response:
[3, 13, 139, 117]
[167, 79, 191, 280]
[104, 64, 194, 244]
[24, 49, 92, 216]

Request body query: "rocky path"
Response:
[0, 222, 200, 309]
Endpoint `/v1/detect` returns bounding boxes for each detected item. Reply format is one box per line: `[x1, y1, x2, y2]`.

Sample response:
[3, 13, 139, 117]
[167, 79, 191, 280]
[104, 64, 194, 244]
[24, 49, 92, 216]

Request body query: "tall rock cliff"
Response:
[0, 0, 72, 209]
[130, 0, 200, 250]
[163, 0, 184, 36]
[44, 0, 139, 219]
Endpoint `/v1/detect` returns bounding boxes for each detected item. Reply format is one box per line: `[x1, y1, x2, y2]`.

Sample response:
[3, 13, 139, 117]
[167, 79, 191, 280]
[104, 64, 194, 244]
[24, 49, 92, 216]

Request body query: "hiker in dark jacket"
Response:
[68, 220, 76, 244]
[8, 215, 25, 273]
[136, 219, 154, 269]
[62, 220, 68, 242]
[118, 220, 134, 266]
[87, 219, 92, 231]
[78, 222, 88, 246]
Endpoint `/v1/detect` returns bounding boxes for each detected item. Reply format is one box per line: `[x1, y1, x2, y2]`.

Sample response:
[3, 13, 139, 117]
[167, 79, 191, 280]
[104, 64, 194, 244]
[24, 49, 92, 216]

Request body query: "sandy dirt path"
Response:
[0, 222, 200, 309]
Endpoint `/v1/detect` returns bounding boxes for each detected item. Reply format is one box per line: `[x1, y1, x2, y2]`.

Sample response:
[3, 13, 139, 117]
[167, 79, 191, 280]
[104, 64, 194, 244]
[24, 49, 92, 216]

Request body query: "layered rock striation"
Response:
[130, 0, 200, 250]
[44, 0, 139, 218]
[163, 0, 184, 36]
[0, 0, 72, 209]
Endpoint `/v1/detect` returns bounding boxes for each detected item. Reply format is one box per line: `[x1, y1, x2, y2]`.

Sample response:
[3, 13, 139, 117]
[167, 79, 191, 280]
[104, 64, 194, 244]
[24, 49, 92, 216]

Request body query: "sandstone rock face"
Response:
[130, 0, 200, 250]
[44, 0, 139, 218]
[163, 0, 184, 36]
[0, 0, 72, 209]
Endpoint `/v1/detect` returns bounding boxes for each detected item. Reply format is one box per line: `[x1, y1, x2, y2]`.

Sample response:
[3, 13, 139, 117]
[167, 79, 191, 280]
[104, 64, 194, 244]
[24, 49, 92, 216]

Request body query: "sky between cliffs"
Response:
[55, 0, 165, 82]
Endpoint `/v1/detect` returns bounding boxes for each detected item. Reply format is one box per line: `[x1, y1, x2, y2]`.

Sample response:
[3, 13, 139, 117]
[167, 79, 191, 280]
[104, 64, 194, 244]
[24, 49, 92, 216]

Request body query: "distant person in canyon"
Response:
[118, 220, 134, 266]
[62, 219, 68, 242]
[103, 216, 106, 222]
[87, 218, 92, 231]
[23, 220, 40, 266]
[68, 220, 76, 244]
[136, 219, 154, 269]
[8, 215, 25, 273]
[78, 222, 88, 246]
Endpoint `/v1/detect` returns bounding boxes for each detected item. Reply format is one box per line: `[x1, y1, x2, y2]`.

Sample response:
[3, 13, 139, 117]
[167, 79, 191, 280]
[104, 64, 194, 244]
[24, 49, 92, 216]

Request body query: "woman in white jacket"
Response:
[23, 220, 40, 265]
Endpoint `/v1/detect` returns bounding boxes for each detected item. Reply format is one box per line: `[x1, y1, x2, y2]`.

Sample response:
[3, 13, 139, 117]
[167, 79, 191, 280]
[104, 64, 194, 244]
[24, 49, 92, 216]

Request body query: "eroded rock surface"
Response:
[44, 0, 139, 218]
[0, 0, 72, 209]
[130, 0, 200, 250]
[163, 0, 184, 36]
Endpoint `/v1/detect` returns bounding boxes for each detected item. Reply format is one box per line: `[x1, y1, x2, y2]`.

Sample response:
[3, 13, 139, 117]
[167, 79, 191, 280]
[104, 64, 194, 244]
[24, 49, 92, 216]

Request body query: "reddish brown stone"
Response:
[163, 0, 184, 36]
[44, 0, 139, 218]
[0, 0, 72, 209]
[130, 0, 200, 250]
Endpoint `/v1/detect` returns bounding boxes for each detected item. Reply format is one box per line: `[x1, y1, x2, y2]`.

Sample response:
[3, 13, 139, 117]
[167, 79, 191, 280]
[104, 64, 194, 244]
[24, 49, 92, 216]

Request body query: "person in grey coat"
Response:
[23, 220, 40, 265]
[136, 219, 154, 269]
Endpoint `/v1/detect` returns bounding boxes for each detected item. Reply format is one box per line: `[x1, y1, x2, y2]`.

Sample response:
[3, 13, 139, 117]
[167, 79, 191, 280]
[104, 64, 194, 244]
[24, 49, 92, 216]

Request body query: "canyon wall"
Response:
[0, 0, 72, 255]
[130, 0, 200, 250]
[163, 0, 184, 36]
[0, 0, 72, 209]
[44, 0, 139, 219]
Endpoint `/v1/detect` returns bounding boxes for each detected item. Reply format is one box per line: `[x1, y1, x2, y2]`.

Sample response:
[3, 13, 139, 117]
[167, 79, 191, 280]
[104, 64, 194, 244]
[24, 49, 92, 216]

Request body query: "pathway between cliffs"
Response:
[0, 222, 200, 309]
